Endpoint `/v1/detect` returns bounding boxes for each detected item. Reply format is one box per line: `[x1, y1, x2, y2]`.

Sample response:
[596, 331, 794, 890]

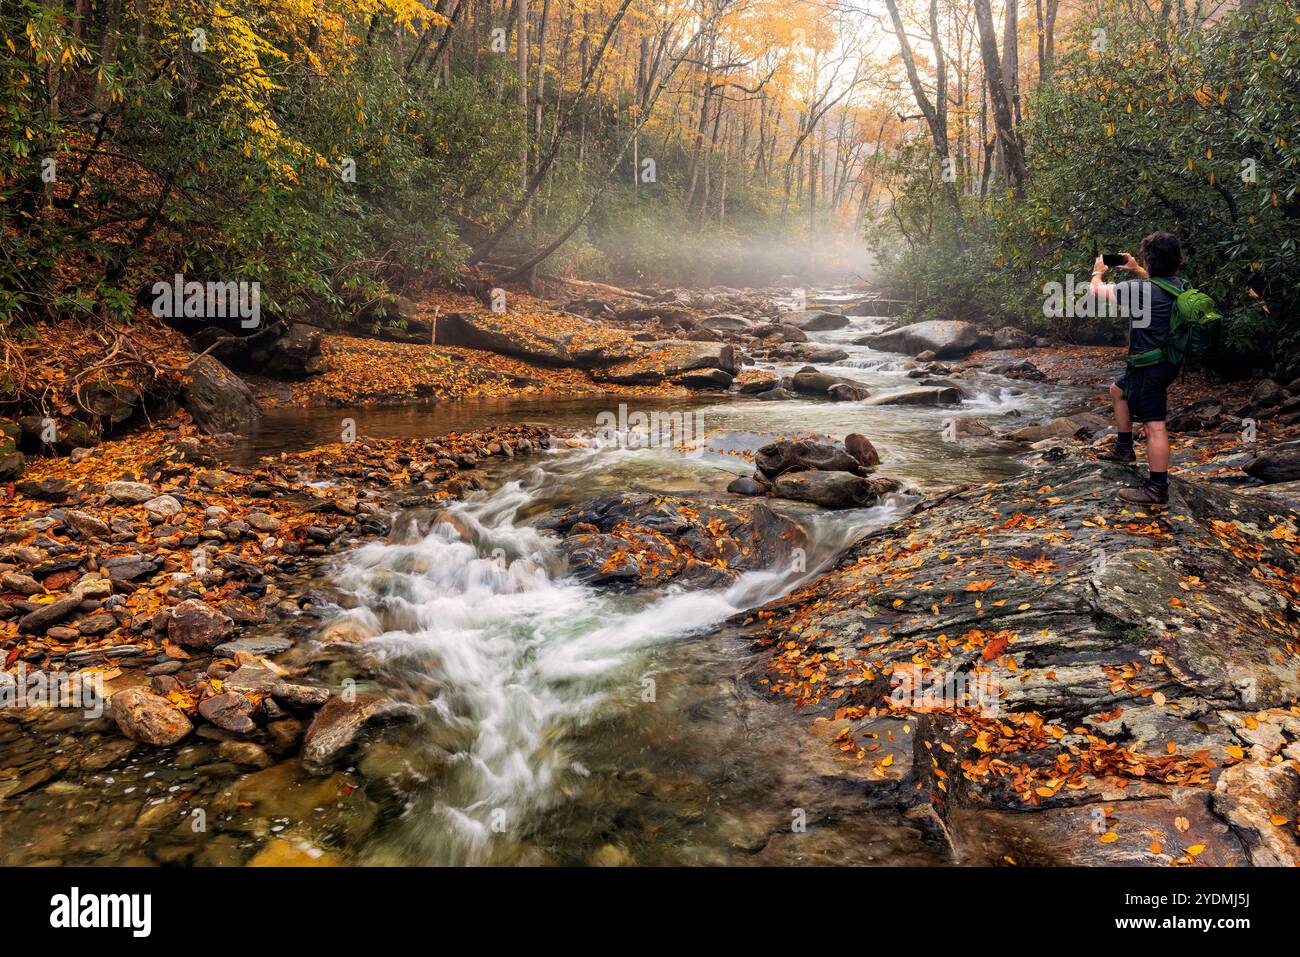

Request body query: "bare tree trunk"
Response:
[516, 0, 528, 187]
[884, 0, 963, 221]
[974, 0, 1027, 192]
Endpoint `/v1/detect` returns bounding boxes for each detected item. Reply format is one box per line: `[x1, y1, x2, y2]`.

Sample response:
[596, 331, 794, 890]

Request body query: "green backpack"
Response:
[1145, 276, 1223, 368]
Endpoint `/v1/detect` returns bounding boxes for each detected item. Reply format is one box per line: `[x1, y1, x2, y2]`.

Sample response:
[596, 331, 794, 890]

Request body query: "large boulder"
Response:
[436, 310, 637, 369]
[864, 320, 980, 359]
[437, 310, 570, 364]
[255, 322, 326, 378]
[182, 356, 262, 435]
[771, 472, 900, 509]
[1244, 440, 1300, 484]
[869, 387, 962, 407]
[77, 380, 141, 428]
[755, 439, 862, 478]
[597, 341, 738, 385]
[783, 310, 849, 331]
[753, 323, 809, 343]
[542, 494, 807, 589]
[990, 326, 1034, 350]
[790, 366, 871, 399]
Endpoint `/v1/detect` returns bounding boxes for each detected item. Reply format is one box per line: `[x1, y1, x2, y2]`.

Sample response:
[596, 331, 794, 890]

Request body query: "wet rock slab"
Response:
[748, 460, 1300, 866]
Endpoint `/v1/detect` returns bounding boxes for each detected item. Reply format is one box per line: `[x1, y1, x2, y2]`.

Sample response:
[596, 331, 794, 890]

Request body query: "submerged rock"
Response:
[301, 694, 419, 770]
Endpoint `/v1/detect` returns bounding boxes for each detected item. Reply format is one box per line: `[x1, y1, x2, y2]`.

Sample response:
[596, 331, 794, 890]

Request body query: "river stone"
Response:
[142, 494, 183, 521]
[755, 439, 861, 479]
[110, 689, 193, 747]
[103, 553, 163, 582]
[18, 594, 82, 634]
[755, 387, 796, 401]
[168, 599, 236, 649]
[697, 314, 754, 333]
[727, 476, 767, 497]
[865, 320, 980, 358]
[104, 481, 156, 504]
[783, 310, 849, 331]
[597, 341, 738, 384]
[675, 368, 734, 390]
[772, 472, 900, 509]
[870, 386, 962, 407]
[213, 635, 292, 657]
[790, 367, 870, 397]
[219, 740, 274, 769]
[734, 374, 778, 397]
[272, 681, 332, 709]
[63, 509, 110, 540]
[944, 417, 995, 438]
[753, 323, 808, 342]
[844, 434, 881, 469]
[828, 382, 870, 402]
[1003, 412, 1108, 443]
[198, 691, 257, 733]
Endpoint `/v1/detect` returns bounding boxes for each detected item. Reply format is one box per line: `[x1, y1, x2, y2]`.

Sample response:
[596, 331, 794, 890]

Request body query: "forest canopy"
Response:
[1, 0, 1296, 374]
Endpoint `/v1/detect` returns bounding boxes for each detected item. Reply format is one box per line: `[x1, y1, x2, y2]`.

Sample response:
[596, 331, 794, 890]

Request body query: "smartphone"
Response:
[1102, 253, 1128, 267]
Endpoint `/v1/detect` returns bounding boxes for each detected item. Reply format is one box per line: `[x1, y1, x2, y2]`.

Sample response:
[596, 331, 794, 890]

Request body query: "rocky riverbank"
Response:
[742, 458, 1300, 865]
[1, 419, 553, 799]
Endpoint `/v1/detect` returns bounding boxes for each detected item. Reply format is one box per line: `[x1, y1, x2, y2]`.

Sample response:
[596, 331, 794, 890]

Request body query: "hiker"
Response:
[1090, 231, 1186, 505]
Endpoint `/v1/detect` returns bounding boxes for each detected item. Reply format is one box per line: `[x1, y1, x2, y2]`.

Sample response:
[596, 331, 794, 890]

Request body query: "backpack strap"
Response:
[1148, 276, 1186, 298]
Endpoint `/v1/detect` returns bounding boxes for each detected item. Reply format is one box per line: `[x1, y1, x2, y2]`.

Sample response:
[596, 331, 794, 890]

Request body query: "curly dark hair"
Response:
[1138, 231, 1183, 277]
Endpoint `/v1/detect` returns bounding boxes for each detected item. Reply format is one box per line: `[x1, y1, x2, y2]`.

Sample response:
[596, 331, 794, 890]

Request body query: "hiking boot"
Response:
[1117, 481, 1168, 505]
[1096, 446, 1137, 464]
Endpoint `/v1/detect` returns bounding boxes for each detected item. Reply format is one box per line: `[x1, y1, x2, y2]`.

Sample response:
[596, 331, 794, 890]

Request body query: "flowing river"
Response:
[0, 292, 1092, 866]
[292, 295, 1083, 865]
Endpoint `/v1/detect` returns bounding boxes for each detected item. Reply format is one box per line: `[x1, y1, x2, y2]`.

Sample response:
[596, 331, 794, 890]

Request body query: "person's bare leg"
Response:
[1099, 383, 1136, 462]
[1111, 382, 1132, 431]
[1145, 420, 1169, 472]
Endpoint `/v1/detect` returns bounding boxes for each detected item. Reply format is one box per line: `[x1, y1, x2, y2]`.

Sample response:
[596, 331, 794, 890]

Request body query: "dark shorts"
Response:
[1116, 362, 1176, 423]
